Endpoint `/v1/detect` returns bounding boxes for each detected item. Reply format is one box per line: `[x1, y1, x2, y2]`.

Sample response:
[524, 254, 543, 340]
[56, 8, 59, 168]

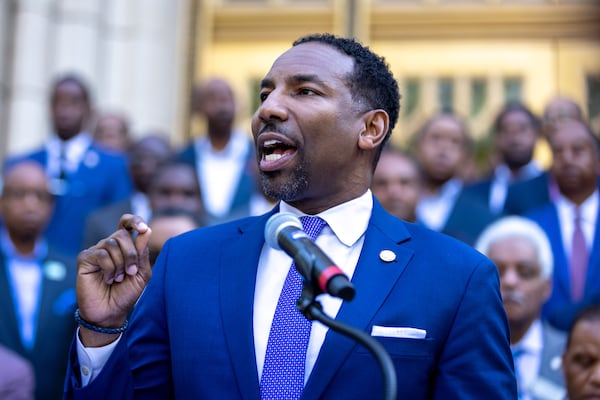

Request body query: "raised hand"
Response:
[76, 214, 152, 346]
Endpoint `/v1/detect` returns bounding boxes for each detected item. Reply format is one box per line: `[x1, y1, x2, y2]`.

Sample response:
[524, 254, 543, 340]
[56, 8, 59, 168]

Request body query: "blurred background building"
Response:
[1, 0, 599, 169]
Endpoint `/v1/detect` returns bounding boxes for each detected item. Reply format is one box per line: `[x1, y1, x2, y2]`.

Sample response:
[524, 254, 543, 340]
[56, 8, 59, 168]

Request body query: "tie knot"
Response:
[574, 207, 582, 224]
[300, 216, 327, 241]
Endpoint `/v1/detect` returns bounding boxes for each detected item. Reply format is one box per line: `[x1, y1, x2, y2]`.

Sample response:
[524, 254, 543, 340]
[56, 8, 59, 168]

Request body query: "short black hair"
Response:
[566, 302, 600, 349]
[50, 73, 92, 105]
[293, 34, 401, 163]
[411, 111, 474, 154]
[493, 102, 540, 135]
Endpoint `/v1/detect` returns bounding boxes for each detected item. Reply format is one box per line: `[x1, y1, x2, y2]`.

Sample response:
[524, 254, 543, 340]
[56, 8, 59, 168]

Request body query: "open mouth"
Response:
[262, 139, 296, 162]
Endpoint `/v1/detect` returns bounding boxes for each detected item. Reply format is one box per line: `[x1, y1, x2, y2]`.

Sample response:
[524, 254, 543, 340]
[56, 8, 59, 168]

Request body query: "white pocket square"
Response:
[371, 325, 427, 339]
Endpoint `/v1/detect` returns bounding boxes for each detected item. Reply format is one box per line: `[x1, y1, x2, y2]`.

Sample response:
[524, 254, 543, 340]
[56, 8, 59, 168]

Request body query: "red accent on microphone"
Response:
[318, 265, 344, 293]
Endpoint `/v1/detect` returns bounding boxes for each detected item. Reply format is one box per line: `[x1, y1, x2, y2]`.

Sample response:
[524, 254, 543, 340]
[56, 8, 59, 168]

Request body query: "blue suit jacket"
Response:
[503, 173, 552, 216]
[6, 145, 132, 255]
[0, 248, 77, 400]
[526, 201, 600, 331]
[65, 199, 516, 399]
[441, 188, 498, 246]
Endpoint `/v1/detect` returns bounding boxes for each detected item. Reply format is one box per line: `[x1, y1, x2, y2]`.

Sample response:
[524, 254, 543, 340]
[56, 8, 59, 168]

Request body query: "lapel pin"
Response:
[84, 151, 100, 168]
[43, 261, 67, 281]
[379, 250, 396, 263]
[550, 356, 562, 371]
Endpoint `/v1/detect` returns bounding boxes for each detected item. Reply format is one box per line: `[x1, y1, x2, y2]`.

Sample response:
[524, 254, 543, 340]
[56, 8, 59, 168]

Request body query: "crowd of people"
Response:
[0, 32, 598, 399]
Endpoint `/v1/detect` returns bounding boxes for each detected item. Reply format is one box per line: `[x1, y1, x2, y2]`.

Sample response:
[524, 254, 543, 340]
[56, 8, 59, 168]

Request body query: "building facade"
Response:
[1, 0, 599, 168]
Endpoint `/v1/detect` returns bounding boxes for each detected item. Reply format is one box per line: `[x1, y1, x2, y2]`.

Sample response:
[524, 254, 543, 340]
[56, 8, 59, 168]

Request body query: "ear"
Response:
[357, 109, 389, 150]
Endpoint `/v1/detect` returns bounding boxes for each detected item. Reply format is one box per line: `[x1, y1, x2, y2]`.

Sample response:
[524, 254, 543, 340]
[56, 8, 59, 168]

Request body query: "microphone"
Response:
[265, 212, 355, 301]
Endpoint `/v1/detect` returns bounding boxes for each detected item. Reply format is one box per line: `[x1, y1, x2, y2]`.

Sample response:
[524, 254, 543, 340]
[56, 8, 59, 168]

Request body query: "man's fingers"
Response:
[94, 236, 126, 284]
[118, 214, 150, 235]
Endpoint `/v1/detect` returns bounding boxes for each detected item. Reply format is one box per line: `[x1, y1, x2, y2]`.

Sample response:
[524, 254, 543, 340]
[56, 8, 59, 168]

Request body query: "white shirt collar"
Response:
[46, 132, 93, 172]
[494, 161, 542, 184]
[513, 319, 544, 355]
[556, 189, 599, 226]
[279, 190, 373, 247]
[197, 130, 249, 159]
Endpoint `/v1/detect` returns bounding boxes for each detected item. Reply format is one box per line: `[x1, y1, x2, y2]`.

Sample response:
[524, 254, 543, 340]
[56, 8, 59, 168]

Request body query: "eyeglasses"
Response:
[2, 188, 54, 203]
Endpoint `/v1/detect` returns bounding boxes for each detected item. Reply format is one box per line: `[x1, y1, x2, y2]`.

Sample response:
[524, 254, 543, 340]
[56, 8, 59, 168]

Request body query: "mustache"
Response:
[259, 123, 288, 136]
[501, 291, 525, 305]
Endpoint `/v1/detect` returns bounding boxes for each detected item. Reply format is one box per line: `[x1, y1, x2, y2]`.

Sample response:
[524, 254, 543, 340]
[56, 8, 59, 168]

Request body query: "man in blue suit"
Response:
[464, 102, 543, 216]
[64, 34, 516, 399]
[526, 118, 600, 332]
[0, 160, 77, 400]
[5, 74, 132, 256]
[177, 78, 257, 225]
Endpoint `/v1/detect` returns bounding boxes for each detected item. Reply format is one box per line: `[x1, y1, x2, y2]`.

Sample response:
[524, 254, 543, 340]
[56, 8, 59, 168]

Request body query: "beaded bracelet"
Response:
[74, 308, 129, 335]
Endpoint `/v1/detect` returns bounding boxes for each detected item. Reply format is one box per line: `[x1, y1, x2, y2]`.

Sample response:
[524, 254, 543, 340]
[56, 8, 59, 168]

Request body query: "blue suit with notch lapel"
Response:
[526, 201, 600, 331]
[65, 197, 516, 399]
[0, 248, 77, 400]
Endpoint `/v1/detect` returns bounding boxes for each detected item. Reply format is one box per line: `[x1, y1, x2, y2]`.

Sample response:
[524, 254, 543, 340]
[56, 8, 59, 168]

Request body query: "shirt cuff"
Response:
[76, 327, 122, 386]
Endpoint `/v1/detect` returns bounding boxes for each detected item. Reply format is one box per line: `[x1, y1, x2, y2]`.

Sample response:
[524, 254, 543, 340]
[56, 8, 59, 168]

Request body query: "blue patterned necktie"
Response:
[260, 216, 327, 400]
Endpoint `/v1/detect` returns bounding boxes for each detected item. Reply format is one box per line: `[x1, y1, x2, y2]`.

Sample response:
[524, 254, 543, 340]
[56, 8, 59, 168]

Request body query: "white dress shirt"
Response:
[130, 191, 151, 223]
[555, 190, 598, 259]
[254, 191, 371, 383]
[1, 229, 46, 350]
[45, 133, 93, 178]
[417, 178, 462, 231]
[488, 161, 542, 214]
[194, 131, 252, 217]
[512, 319, 544, 400]
[78, 190, 373, 386]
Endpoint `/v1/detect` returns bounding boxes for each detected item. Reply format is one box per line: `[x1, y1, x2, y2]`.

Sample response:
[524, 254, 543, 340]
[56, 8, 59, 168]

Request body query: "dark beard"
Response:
[504, 149, 534, 171]
[260, 162, 309, 202]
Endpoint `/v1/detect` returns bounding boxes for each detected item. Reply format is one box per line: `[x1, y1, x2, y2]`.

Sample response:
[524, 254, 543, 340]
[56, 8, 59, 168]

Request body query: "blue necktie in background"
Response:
[260, 216, 327, 400]
[512, 347, 525, 399]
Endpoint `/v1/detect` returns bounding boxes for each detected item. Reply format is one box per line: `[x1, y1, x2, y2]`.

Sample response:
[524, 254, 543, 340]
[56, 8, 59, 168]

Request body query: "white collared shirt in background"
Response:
[194, 131, 251, 218]
[555, 190, 598, 259]
[512, 319, 544, 400]
[130, 192, 151, 223]
[45, 133, 93, 178]
[489, 161, 542, 214]
[417, 178, 462, 231]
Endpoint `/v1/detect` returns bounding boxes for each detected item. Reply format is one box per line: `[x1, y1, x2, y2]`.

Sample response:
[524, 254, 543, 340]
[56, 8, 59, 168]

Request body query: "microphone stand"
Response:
[297, 283, 398, 400]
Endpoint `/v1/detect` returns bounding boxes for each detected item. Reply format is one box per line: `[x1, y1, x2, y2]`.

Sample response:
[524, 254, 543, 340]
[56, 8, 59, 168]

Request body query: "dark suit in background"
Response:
[503, 172, 555, 216]
[0, 249, 77, 400]
[527, 323, 566, 400]
[526, 202, 600, 331]
[441, 189, 498, 245]
[82, 199, 134, 249]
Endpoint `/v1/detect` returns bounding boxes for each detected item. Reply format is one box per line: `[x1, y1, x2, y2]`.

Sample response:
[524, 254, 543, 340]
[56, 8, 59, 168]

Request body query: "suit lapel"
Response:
[220, 211, 276, 400]
[303, 201, 413, 399]
[0, 255, 27, 353]
[585, 204, 600, 296]
[543, 206, 571, 299]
